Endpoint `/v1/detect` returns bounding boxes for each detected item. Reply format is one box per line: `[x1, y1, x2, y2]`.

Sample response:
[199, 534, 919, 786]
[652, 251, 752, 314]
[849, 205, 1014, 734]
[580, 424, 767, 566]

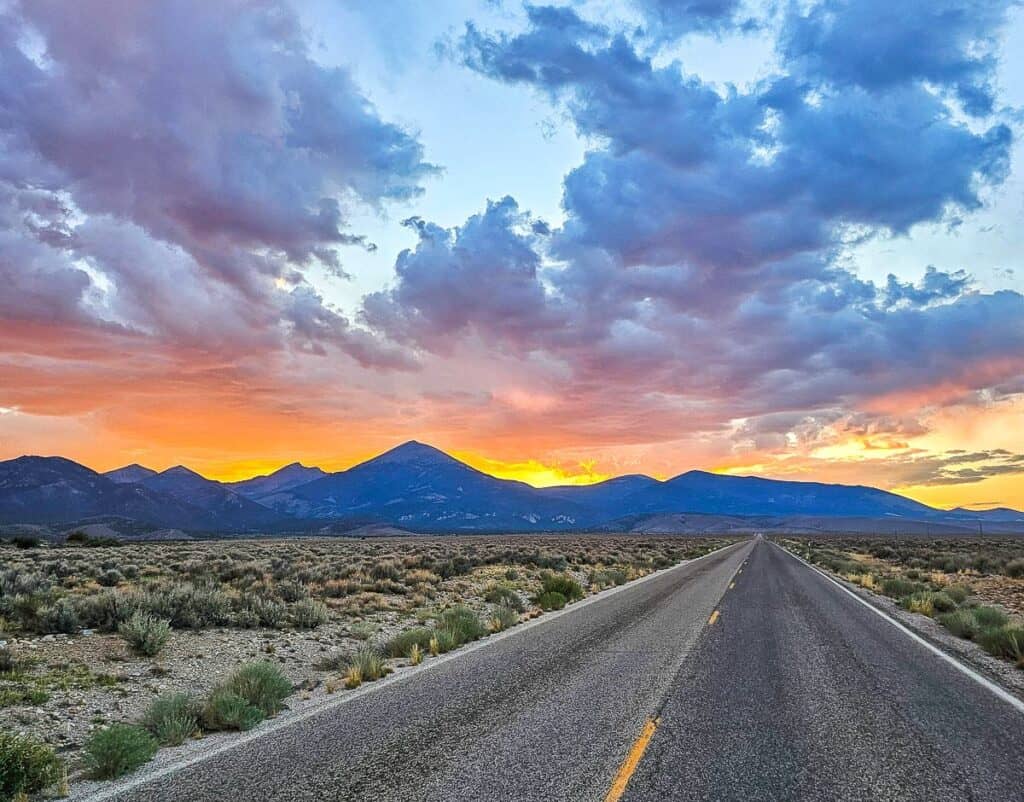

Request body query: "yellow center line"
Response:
[708, 609, 720, 625]
[605, 718, 659, 802]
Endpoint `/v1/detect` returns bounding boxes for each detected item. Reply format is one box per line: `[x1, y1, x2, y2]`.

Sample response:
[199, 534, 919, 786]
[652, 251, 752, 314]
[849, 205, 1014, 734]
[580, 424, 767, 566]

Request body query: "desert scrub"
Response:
[881, 577, 926, 599]
[225, 662, 292, 716]
[202, 688, 263, 732]
[384, 627, 434, 658]
[290, 598, 328, 629]
[143, 692, 200, 746]
[489, 603, 519, 632]
[119, 612, 171, 656]
[590, 568, 629, 589]
[347, 646, 388, 683]
[535, 591, 567, 611]
[901, 593, 934, 617]
[436, 605, 487, 647]
[938, 609, 979, 640]
[1005, 559, 1024, 578]
[484, 585, 525, 612]
[0, 731, 63, 800]
[248, 595, 287, 628]
[927, 592, 957, 613]
[540, 574, 585, 602]
[976, 625, 1024, 662]
[972, 606, 1009, 629]
[84, 724, 158, 779]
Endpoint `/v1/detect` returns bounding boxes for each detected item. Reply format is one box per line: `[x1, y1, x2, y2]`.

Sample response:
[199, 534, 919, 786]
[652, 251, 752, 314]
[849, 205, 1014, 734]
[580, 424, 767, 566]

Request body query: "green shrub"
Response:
[881, 577, 925, 599]
[225, 662, 291, 716]
[143, 693, 199, 746]
[0, 648, 16, 673]
[938, 609, 978, 640]
[590, 568, 628, 589]
[83, 724, 158, 779]
[946, 585, 971, 604]
[535, 590, 567, 611]
[383, 628, 434, 658]
[541, 574, 584, 601]
[436, 606, 487, 646]
[347, 646, 387, 681]
[0, 731, 63, 799]
[249, 596, 286, 629]
[39, 598, 80, 634]
[432, 628, 458, 653]
[484, 585, 525, 612]
[928, 592, 957, 613]
[972, 606, 1009, 629]
[489, 603, 519, 632]
[276, 580, 308, 603]
[1004, 559, 1024, 578]
[118, 612, 170, 656]
[977, 625, 1024, 661]
[75, 588, 139, 631]
[370, 561, 401, 582]
[202, 688, 263, 732]
[290, 599, 328, 630]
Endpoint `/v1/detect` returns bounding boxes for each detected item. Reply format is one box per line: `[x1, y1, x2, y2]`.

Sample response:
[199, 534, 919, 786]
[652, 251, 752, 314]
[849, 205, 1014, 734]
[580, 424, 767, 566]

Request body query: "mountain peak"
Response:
[375, 440, 456, 464]
[160, 465, 205, 479]
[104, 463, 158, 484]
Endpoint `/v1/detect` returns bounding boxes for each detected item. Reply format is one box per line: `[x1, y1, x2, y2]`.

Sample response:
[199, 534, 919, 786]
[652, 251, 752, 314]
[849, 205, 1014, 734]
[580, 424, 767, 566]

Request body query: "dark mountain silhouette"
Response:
[618, 470, 934, 519]
[139, 466, 286, 529]
[0, 443, 1020, 535]
[948, 507, 1024, 523]
[226, 463, 327, 500]
[261, 441, 587, 531]
[0, 456, 216, 529]
[104, 464, 158, 483]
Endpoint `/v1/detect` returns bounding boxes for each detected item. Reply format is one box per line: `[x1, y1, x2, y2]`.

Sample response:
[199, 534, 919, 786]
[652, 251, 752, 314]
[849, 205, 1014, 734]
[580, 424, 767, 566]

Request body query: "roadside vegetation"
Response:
[0, 534, 734, 795]
[783, 537, 1024, 670]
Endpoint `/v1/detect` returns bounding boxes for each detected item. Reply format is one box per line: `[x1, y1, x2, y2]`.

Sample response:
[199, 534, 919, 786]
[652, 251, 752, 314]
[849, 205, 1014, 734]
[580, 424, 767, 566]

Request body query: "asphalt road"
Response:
[623, 539, 1024, 801]
[82, 537, 1024, 802]
[86, 540, 752, 802]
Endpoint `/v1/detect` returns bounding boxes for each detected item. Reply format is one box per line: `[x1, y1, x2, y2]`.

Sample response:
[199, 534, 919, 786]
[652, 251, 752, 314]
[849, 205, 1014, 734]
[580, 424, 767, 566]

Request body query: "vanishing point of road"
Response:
[81, 538, 1024, 802]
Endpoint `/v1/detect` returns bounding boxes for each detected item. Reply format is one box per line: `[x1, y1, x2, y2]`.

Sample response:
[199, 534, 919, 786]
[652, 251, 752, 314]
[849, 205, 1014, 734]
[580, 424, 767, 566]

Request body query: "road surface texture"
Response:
[622, 539, 1024, 801]
[84, 540, 753, 802]
[81, 537, 1024, 802]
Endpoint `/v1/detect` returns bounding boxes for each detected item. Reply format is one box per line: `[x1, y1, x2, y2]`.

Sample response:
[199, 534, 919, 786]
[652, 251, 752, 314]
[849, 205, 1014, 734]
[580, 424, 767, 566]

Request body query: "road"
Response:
[622, 539, 1024, 801]
[83, 538, 1024, 802]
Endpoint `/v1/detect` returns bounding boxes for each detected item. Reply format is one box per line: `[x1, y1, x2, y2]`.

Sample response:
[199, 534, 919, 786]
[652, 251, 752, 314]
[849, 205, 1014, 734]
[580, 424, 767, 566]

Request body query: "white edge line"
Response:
[776, 542, 1024, 716]
[75, 539, 749, 801]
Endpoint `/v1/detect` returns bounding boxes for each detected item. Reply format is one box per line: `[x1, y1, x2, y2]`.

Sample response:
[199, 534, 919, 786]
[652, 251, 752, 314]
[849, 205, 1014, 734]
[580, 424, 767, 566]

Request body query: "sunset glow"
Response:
[1, 0, 1023, 510]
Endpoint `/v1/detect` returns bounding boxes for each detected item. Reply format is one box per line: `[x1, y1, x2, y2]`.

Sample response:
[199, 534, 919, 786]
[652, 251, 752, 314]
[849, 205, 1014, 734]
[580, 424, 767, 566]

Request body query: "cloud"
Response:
[781, 0, 1015, 115]
[363, 196, 563, 354]
[0, 0, 434, 368]
[364, 3, 1024, 448]
[631, 0, 748, 37]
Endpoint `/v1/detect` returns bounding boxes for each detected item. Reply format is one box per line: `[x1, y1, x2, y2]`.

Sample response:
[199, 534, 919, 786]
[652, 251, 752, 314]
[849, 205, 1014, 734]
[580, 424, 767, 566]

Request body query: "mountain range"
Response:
[1, 441, 1021, 537]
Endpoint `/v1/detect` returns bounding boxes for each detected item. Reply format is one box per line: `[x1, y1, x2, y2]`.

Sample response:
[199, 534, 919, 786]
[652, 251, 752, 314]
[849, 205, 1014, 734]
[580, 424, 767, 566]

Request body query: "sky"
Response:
[1, 0, 1023, 510]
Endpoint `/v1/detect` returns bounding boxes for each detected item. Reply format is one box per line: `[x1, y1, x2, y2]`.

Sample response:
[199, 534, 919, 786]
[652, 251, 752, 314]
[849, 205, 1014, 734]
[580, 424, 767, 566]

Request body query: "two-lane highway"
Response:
[78, 537, 1024, 802]
[623, 539, 1024, 801]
